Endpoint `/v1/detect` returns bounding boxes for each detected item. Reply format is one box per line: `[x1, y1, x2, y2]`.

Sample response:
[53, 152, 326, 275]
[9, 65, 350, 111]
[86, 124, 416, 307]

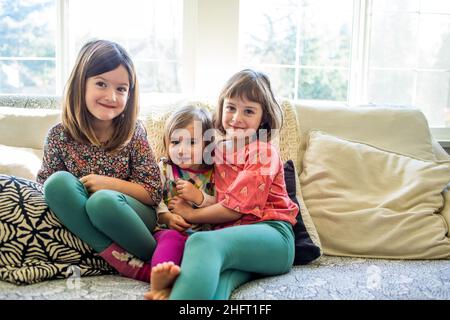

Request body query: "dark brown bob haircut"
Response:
[215, 69, 283, 141]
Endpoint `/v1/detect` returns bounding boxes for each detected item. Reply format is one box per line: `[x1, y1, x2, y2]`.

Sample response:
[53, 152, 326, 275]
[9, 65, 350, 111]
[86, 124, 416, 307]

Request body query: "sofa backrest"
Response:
[1, 96, 447, 181]
[0, 107, 61, 150]
[292, 103, 441, 172]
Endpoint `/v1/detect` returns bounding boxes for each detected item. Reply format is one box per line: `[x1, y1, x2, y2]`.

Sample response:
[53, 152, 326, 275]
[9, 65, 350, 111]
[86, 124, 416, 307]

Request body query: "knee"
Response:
[43, 171, 77, 200]
[86, 190, 121, 222]
[185, 232, 215, 251]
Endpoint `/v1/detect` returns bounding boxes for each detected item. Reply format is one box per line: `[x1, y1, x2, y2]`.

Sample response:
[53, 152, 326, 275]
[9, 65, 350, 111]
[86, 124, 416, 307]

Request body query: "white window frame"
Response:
[51, 0, 450, 145]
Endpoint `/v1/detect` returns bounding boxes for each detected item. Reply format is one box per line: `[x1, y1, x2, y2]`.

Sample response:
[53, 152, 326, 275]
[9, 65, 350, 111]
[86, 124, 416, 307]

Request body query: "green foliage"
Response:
[242, 1, 351, 101]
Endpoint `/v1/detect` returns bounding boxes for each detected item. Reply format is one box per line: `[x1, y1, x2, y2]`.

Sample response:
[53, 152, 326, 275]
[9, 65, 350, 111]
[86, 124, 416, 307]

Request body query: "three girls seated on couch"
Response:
[36, 39, 298, 300]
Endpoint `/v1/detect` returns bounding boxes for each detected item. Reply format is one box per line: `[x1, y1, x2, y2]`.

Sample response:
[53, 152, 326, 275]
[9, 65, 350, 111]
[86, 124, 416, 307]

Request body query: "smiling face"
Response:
[221, 96, 263, 141]
[168, 122, 205, 170]
[85, 64, 130, 125]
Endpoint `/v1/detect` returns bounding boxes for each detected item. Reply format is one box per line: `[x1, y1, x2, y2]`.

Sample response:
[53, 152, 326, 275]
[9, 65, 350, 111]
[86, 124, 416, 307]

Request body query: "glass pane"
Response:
[369, 12, 419, 69]
[260, 67, 295, 100]
[418, 14, 450, 69]
[0, 60, 56, 95]
[239, 0, 297, 65]
[0, 0, 56, 57]
[68, 0, 183, 94]
[239, 0, 352, 102]
[136, 61, 181, 93]
[415, 71, 450, 128]
[420, 0, 450, 14]
[371, 0, 420, 12]
[298, 0, 353, 67]
[298, 68, 349, 101]
[367, 69, 415, 105]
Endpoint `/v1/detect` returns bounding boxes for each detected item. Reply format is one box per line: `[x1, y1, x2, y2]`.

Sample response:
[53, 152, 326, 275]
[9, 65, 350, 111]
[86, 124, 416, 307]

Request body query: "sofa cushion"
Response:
[294, 104, 436, 172]
[284, 160, 322, 265]
[0, 107, 60, 150]
[0, 144, 43, 181]
[273, 101, 302, 169]
[0, 175, 114, 285]
[300, 131, 450, 259]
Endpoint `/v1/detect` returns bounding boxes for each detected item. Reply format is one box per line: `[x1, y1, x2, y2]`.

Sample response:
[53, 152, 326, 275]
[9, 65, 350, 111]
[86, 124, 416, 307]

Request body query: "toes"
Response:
[143, 291, 154, 300]
[169, 264, 181, 276]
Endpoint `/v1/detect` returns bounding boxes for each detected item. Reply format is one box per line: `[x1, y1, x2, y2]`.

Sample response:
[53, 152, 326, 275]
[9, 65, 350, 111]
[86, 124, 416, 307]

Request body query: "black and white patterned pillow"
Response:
[0, 175, 114, 285]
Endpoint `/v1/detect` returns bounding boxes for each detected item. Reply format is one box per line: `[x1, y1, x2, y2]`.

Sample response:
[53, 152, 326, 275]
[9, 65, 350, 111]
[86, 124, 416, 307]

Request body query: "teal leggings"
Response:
[43, 171, 157, 261]
[169, 220, 295, 300]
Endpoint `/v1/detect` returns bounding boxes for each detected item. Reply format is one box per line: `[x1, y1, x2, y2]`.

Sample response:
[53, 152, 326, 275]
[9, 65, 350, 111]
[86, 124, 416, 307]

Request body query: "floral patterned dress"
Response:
[36, 121, 162, 204]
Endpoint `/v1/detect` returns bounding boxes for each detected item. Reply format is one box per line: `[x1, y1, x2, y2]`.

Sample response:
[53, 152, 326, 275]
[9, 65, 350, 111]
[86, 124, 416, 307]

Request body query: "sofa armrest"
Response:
[0, 107, 61, 150]
[431, 137, 450, 161]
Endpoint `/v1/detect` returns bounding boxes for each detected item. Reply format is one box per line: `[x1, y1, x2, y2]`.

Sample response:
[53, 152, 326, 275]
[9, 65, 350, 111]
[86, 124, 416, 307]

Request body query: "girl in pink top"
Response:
[145, 69, 298, 300]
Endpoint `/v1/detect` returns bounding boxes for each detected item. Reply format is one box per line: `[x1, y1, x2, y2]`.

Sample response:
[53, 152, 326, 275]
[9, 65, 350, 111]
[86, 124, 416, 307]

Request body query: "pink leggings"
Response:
[151, 229, 188, 268]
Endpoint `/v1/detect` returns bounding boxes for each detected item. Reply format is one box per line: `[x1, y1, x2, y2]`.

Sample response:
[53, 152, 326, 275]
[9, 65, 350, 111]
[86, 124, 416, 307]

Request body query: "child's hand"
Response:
[163, 212, 192, 232]
[176, 179, 203, 205]
[79, 174, 114, 193]
[168, 196, 194, 221]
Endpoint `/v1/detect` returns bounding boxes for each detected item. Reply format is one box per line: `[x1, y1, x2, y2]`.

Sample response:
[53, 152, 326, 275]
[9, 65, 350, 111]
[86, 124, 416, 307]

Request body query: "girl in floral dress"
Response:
[38, 39, 162, 281]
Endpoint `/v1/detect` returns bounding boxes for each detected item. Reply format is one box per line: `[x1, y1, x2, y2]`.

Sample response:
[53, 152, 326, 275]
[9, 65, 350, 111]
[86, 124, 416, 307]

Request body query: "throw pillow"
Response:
[284, 160, 322, 264]
[0, 144, 43, 181]
[300, 131, 450, 259]
[0, 175, 114, 285]
[294, 104, 436, 173]
[0, 107, 60, 150]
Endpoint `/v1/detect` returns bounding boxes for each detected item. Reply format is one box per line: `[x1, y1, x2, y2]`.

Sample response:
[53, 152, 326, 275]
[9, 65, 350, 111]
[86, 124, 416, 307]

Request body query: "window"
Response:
[239, 0, 353, 102]
[239, 0, 450, 129]
[0, 0, 183, 96]
[1, 0, 449, 133]
[0, 0, 56, 95]
[67, 0, 183, 95]
[367, 0, 450, 128]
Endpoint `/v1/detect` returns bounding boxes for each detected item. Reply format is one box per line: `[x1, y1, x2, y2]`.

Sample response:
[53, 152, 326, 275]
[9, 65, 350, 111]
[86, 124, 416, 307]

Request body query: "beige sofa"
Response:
[1, 95, 450, 299]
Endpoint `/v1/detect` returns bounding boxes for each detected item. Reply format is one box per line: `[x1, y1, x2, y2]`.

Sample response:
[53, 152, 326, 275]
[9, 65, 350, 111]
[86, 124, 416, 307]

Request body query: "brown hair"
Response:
[215, 69, 283, 141]
[163, 105, 214, 166]
[62, 39, 139, 152]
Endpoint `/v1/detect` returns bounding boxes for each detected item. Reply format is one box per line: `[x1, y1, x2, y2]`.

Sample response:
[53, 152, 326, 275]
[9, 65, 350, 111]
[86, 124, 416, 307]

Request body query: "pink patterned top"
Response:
[36, 122, 162, 205]
[213, 139, 298, 229]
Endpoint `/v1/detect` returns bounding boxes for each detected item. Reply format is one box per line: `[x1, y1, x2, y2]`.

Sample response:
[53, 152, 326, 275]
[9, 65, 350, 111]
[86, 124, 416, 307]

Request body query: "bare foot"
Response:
[143, 261, 180, 300]
[143, 288, 171, 300]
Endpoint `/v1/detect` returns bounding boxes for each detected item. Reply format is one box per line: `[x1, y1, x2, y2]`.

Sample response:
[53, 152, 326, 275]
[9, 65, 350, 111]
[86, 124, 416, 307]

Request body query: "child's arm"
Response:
[169, 197, 242, 224]
[196, 191, 216, 208]
[158, 211, 192, 232]
[79, 174, 156, 205]
[175, 180, 216, 207]
[155, 161, 192, 232]
[36, 125, 67, 184]
[175, 180, 204, 206]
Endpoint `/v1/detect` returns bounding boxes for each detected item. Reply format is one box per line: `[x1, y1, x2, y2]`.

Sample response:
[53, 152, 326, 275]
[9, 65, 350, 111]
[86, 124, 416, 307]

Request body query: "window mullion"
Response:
[182, 0, 197, 95]
[56, 0, 69, 97]
[348, 0, 371, 106]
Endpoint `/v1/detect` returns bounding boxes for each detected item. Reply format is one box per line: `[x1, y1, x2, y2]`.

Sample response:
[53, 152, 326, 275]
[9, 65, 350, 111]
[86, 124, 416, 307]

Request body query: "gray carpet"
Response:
[1, 255, 450, 300]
